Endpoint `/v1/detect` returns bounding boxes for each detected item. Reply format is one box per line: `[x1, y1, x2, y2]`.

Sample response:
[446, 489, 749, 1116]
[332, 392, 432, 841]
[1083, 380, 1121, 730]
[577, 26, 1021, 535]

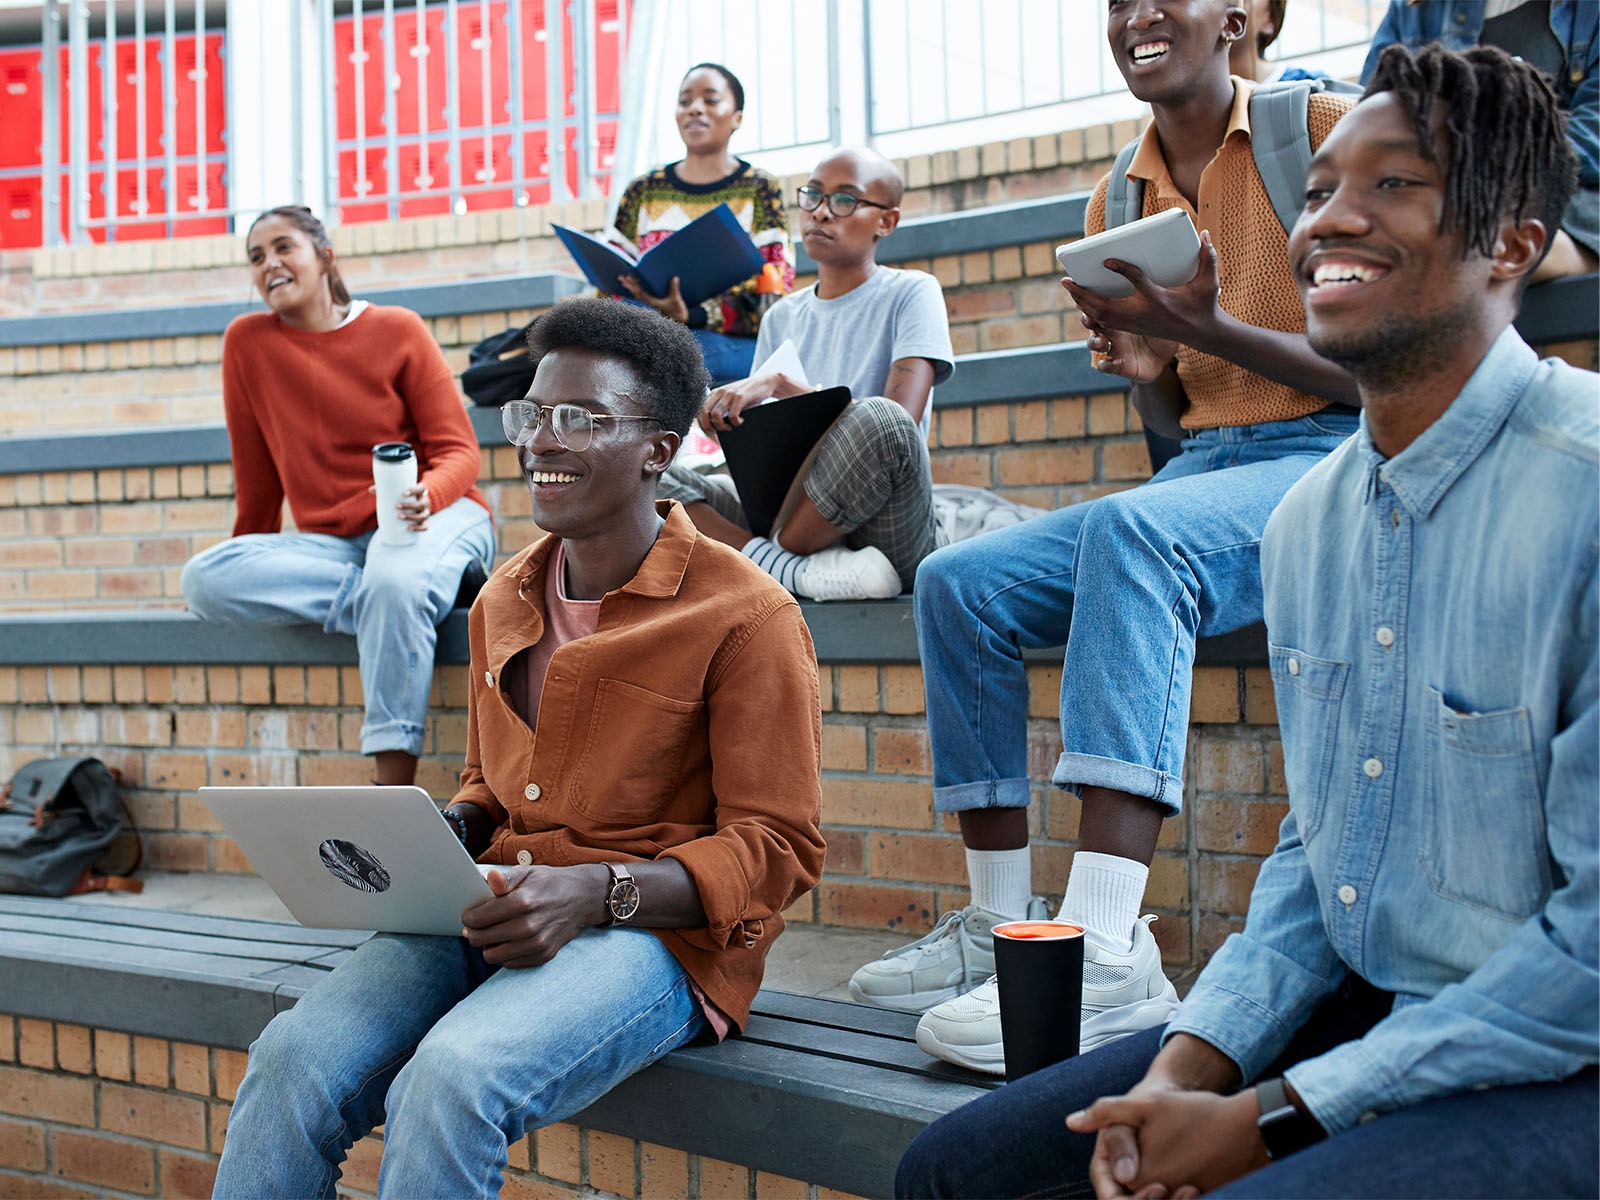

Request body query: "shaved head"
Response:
[813, 145, 904, 207]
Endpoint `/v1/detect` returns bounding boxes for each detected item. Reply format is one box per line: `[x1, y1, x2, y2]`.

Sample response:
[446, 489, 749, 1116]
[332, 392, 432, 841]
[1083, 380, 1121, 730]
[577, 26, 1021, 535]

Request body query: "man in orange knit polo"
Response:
[851, 0, 1363, 1076]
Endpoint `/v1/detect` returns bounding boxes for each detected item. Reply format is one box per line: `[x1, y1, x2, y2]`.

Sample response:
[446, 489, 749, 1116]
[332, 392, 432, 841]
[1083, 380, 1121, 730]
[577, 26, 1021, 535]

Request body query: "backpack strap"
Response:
[1249, 77, 1366, 235]
[1249, 80, 1318, 236]
[1105, 136, 1146, 230]
[69, 865, 145, 895]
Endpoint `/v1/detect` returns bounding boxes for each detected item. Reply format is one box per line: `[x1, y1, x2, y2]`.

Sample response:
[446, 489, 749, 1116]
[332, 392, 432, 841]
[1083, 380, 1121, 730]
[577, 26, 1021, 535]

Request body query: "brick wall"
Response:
[0, 393, 1145, 612]
[0, 1014, 861, 1200]
[0, 653, 1281, 972]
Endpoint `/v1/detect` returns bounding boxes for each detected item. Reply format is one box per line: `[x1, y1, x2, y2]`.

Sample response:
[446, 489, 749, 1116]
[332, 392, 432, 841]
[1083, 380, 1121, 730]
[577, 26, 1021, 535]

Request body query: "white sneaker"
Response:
[914, 914, 1179, 1075]
[794, 545, 902, 601]
[848, 897, 1050, 1013]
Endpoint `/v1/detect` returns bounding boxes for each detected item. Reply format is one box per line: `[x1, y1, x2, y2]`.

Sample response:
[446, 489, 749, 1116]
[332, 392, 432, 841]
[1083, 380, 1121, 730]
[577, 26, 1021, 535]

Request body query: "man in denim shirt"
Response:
[897, 44, 1596, 1199]
[1365, 0, 1598, 280]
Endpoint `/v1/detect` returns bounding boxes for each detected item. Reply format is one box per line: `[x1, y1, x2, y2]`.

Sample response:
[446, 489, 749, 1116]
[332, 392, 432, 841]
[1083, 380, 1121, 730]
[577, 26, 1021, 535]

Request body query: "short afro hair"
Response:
[526, 297, 709, 437]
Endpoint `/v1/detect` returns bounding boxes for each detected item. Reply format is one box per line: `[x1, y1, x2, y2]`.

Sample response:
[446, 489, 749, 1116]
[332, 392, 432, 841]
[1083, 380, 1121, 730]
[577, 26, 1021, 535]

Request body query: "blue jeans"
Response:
[915, 413, 1357, 815]
[896, 981, 1599, 1198]
[180, 496, 495, 756]
[213, 927, 707, 1200]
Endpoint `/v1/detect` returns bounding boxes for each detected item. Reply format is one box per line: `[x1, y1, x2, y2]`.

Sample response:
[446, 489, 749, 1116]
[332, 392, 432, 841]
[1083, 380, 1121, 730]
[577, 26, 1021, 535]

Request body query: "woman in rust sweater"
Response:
[180, 206, 495, 787]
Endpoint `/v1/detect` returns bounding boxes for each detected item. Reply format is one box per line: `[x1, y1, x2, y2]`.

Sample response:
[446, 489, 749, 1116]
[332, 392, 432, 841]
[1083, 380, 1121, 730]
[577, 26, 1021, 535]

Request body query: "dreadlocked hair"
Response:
[1365, 43, 1577, 266]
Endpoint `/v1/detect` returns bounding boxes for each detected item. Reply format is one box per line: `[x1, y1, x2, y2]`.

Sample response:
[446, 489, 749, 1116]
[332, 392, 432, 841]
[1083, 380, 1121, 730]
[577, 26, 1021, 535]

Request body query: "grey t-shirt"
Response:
[753, 266, 955, 439]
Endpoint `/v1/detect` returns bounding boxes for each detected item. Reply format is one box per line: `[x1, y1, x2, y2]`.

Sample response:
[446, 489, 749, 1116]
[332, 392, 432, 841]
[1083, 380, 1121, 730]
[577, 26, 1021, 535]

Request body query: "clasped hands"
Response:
[1060, 229, 1224, 383]
[1067, 1073, 1269, 1199]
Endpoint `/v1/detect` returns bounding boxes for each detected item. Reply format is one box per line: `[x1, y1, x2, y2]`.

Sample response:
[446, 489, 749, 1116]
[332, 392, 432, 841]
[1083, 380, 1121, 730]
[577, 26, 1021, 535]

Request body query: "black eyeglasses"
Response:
[502, 400, 661, 452]
[796, 185, 892, 218]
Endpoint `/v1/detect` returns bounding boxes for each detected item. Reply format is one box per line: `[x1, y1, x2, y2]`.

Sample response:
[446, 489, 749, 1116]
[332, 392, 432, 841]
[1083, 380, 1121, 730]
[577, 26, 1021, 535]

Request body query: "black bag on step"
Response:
[461, 322, 536, 408]
[0, 756, 144, 897]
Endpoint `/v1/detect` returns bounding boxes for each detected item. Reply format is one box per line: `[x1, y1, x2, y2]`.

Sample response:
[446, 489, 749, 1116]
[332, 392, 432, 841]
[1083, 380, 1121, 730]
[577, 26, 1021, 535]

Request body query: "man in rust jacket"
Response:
[214, 298, 826, 1200]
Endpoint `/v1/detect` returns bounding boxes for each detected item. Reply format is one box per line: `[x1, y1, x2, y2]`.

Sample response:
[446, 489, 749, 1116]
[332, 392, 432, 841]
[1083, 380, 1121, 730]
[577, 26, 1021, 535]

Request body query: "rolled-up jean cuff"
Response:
[361, 719, 427, 757]
[1053, 752, 1181, 816]
[932, 777, 1033, 813]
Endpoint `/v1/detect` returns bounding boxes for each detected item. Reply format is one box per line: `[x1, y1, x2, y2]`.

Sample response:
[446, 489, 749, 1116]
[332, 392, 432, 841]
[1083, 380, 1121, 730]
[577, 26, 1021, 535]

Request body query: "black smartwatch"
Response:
[1255, 1076, 1325, 1159]
[441, 806, 471, 847]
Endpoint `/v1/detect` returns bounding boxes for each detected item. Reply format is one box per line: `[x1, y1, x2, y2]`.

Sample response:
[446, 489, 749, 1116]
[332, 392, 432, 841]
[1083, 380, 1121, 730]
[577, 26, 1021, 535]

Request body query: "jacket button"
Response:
[516, 850, 533, 865]
[484, 671, 494, 687]
[1338, 884, 1358, 906]
[1287, 657, 1300, 676]
[1363, 757, 1384, 780]
[524, 783, 542, 801]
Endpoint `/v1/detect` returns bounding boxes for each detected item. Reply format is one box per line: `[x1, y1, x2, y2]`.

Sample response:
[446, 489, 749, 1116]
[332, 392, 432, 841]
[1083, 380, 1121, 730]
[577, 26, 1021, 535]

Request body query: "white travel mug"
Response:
[372, 442, 419, 547]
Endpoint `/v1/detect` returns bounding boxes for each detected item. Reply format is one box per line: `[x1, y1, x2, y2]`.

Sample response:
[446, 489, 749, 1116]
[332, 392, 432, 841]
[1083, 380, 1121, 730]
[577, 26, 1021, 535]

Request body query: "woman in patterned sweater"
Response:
[607, 63, 793, 383]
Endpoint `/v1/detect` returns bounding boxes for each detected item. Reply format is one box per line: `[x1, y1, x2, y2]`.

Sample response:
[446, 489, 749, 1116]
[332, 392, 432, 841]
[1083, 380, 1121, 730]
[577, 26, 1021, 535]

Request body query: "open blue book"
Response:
[552, 202, 767, 310]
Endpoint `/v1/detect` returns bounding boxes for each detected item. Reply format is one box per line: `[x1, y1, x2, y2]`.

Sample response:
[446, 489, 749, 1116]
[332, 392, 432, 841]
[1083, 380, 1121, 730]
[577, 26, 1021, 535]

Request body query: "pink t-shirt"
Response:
[502, 540, 732, 1040]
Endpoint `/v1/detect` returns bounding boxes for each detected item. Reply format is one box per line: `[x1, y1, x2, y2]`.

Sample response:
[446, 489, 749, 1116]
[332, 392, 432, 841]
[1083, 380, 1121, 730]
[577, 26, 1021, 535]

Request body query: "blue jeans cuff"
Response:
[932, 777, 1033, 813]
[1053, 751, 1182, 815]
[361, 719, 426, 757]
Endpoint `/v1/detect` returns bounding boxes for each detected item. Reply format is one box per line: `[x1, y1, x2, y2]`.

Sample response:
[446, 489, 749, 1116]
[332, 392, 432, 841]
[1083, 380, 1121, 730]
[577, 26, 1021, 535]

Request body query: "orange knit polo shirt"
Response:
[1085, 78, 1356, 430]
[220, 304, 487, 537]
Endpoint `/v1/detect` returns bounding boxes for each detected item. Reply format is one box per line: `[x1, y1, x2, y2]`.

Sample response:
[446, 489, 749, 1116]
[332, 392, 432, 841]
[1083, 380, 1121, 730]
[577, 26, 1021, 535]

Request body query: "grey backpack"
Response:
[1105, 77, 1365, 234]
[0, 756, 144, 897]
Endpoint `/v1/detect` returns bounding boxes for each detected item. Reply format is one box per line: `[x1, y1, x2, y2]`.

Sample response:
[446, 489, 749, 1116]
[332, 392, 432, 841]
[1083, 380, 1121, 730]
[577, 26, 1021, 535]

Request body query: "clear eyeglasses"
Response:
[795, 185, 892, 218]
[501, 400, 661, 452]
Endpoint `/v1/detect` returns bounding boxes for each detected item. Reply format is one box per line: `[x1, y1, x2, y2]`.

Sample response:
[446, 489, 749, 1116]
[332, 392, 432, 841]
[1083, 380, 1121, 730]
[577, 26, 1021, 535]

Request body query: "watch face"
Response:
[610, 880, 641, 921]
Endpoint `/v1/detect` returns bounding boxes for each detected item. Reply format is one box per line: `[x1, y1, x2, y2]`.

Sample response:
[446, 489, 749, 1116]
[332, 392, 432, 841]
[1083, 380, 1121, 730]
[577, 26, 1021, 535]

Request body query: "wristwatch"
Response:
[602, 863, 640, 926]
[1255, 1076, 1326, 1159]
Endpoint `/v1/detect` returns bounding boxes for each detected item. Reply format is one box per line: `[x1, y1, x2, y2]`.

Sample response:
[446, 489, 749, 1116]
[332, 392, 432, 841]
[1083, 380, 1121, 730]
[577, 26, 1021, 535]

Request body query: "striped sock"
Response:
[742, 537, 805, 594]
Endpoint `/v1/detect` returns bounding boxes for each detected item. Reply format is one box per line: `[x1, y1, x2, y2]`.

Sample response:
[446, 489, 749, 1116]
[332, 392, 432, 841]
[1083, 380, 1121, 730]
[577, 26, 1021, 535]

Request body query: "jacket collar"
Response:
[1355, 326, 1538, 521]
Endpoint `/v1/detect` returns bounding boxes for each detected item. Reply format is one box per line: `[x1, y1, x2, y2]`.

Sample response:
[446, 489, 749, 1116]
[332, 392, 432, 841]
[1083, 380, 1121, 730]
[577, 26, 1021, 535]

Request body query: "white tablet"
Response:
[1055, 208, 1202, 299]
[201, 785, 494, 936]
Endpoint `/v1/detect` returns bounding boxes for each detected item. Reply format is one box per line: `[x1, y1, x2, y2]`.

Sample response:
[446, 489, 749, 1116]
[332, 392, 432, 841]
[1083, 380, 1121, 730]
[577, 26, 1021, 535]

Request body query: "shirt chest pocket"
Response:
[1419, 685, 1551, 922]
[570, 678, 706, 825]
[1268, 644, 1348, 843]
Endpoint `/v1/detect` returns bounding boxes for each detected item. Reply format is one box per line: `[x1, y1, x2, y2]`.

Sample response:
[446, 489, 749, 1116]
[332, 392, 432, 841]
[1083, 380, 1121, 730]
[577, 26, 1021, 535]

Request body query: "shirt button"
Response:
[524, 783, 542, 801]
[1287, 657, 1301, 676]
[1338, 884, 1358, 906]
[516, 849, 532, 865]
[1363, 757, 1384, 779]
[484, 671, 494, 687]
[1375, 626, 1396, 648]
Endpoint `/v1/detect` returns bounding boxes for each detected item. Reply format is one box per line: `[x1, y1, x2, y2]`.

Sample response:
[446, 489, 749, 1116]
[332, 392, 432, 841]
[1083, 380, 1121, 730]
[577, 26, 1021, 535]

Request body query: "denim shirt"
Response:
[1362, 1, 1598, 190]
[1168, 328, 1599, 1133]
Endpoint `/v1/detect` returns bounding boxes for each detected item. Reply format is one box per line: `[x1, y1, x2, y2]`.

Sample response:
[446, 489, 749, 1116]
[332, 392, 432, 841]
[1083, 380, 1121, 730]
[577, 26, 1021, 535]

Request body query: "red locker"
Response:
[594, 0, 623, 113]
[389, 6, 449, 136]
[337, 144, 389, 224]
[173, 159, 228, 236]
[515, 2, 550, 122]
[334, 12, 387, 142]
[460, 132, 513, 210]
[112, 38, 167, 160]
[396, 139, 450, 218]
[55, 44, 107, 164]
[0, 175, 42, 250]
[108, 165, 168, 239]
[519, 128, 551, 205]
[0, 50, 43, 168]
[454, 1, 511, 129]
[172, 33, 227, 156]
[57, 169, 110, 243]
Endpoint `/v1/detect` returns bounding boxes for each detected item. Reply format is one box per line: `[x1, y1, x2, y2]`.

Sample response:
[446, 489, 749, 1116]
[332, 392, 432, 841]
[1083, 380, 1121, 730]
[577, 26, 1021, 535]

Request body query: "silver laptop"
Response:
[201, 786, 493, 936]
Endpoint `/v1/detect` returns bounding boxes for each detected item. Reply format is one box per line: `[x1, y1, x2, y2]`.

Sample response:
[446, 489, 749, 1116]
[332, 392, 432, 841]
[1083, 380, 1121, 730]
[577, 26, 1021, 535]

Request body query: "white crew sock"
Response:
[742, 536, 805, 594]
[1059, 851, 1148, 953]
[965, 847, 1032, 921]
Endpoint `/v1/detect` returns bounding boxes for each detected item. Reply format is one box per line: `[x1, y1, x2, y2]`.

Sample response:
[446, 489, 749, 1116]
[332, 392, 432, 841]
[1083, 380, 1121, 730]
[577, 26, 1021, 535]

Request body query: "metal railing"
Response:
[16, 0, 1384, 248]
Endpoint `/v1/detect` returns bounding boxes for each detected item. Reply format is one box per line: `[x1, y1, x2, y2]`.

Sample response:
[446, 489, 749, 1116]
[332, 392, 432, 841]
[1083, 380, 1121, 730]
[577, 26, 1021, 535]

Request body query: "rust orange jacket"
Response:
[452, 502, 827, 1031]
[221, 304, 487, 537]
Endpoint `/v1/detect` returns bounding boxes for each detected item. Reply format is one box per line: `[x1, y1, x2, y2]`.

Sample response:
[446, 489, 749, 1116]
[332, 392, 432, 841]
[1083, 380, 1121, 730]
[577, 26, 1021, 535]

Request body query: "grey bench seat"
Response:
[0, 603, 1270, 669]
[0, 895, 992, 1196]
